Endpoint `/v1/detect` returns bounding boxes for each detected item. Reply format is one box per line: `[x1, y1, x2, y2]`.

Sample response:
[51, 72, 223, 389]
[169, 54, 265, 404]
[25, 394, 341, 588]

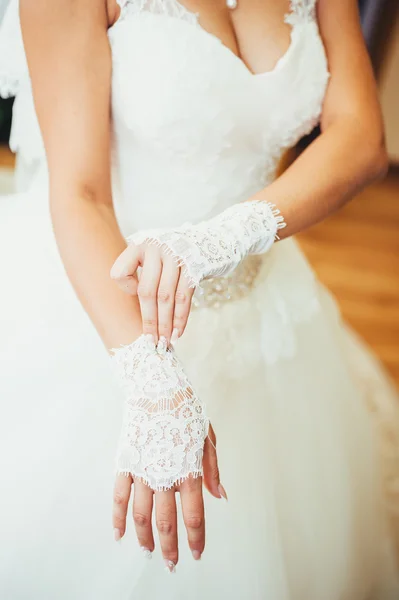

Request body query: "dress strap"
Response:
[285, 0, 317, 25]
[116, 0, 199, 26]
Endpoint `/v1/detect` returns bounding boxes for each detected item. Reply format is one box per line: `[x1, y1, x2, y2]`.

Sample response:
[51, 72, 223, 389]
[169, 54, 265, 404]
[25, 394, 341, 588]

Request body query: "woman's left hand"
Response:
[111, 242, 194, 344]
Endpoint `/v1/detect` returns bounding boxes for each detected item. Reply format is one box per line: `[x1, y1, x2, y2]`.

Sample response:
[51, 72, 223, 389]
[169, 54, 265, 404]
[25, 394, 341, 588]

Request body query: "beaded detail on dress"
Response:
[191, 255, 264, 309]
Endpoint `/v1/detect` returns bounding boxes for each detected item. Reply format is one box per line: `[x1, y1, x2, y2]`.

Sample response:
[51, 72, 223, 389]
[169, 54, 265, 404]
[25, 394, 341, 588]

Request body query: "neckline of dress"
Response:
[202, 20, 299, 79]
[112, 1, 309, 79]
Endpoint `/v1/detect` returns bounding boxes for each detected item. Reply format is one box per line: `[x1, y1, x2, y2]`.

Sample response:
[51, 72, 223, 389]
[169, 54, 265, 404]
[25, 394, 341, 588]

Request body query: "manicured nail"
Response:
[171, 329, 179, 345]
[114, 528, 121, 542]
[164, 559, 176, 573]
[218, 484, 228, 502]
[140, 546, 152, 560]
[192, 550, 202, 561]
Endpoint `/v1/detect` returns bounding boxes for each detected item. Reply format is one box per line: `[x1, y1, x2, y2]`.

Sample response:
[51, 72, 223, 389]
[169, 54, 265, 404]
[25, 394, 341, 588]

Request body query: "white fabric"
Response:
[129, 201, 285, 288]
[0, 0, 11, 22]
[112, 335, 209, 490]
[0, 1, 399, 599]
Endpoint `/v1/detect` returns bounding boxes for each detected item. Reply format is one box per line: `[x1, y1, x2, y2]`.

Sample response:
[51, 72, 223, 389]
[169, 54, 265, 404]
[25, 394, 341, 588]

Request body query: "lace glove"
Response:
[111, 334, 209, 491]
[129, 200, 286, 288]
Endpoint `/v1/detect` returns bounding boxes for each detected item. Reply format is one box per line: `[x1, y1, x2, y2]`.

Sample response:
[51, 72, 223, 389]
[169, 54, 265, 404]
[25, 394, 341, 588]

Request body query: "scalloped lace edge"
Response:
[130, 202, 286, 289]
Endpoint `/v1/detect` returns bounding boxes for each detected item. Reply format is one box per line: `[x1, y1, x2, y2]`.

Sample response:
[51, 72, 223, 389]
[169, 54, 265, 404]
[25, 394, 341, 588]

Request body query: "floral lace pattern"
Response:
[111, 335, 209, 491]
[286, 0, 317, 25]
[129, 201, 286, 288]
[117, 0, 317, 28]
[117, 0, 199, 25]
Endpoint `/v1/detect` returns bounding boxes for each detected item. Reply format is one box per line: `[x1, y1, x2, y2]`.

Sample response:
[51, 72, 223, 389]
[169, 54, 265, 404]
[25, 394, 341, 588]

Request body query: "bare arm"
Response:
[112, 0, 387, 336]
[253, 0, 387, 235]
[20, 0, 141, 349]
[20, 2, 222, 565]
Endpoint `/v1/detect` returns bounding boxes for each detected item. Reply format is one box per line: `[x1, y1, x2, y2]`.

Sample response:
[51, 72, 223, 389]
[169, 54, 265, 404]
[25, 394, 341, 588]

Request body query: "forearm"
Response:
[253, 117, 387, 239]
[50, 191, 142, 349]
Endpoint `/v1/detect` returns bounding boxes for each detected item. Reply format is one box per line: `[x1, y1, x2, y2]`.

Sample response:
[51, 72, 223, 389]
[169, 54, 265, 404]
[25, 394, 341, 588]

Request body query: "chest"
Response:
[108, 1, 329, 161]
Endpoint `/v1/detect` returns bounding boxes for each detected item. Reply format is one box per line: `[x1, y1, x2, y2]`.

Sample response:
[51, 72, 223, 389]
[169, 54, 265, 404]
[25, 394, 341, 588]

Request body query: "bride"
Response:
[1, 0, 399, 598]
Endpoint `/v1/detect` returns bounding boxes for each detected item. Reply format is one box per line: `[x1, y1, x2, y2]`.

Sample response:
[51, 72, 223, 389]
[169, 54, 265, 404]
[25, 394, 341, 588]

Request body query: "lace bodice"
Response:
[109, 0, 328, 234]
[0, 0, 329, 235]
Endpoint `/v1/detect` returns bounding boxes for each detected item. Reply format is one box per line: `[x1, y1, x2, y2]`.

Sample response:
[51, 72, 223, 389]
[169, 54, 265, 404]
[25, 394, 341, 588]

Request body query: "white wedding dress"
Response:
[1, 1, 399, 598]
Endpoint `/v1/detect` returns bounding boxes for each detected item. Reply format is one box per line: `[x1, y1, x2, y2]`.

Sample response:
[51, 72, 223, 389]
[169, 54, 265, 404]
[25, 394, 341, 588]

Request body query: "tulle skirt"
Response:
[1, 179, 399, 600]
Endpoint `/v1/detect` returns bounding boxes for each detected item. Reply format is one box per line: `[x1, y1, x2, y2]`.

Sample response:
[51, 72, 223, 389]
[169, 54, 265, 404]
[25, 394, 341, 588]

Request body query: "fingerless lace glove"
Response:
[129, 200, 286, 288]
[111, 334, 209, 491]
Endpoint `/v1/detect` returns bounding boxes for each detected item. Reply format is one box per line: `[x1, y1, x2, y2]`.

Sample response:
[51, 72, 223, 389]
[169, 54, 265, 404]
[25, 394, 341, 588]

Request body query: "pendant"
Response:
[226, 0, 238, 9]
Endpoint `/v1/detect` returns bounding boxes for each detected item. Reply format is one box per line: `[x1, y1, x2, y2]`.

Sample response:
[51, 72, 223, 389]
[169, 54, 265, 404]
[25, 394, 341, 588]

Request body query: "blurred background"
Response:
[0, 0, 398, 384]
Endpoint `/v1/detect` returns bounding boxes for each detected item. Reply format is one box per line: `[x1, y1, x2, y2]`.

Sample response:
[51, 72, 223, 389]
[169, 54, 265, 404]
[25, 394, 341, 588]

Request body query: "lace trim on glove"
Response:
[129, 201, 286, 289]
[111, 335, 209, 491]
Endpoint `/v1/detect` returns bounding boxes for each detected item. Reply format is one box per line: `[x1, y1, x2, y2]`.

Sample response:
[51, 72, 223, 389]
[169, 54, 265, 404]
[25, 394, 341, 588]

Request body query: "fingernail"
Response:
[218, 484, 228, 502]
[171, 329, 179, 345]
[164, 559, 176, 573]
[140, 546, 153, 560]
[114, 528, 121, 542]
[191, 550, 202, 561]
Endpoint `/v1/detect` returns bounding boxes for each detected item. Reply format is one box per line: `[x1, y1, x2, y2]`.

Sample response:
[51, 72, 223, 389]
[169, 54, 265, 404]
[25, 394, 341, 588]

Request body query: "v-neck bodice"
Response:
[108, 0, 329, 234]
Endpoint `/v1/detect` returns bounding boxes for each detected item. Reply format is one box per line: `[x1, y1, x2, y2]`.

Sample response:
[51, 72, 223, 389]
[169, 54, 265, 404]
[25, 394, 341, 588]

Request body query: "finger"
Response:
[133, 480, 155, 556]
[111, 245, 140, 295]
[180, 476, 205, 561]
[113, 474, 133, 540]
[111, 244, 141, 280]
[203, 425, 225, 499]
[137, 245, 162, 342]
[157, 255, 180, 342]
[115, 274, 139, 296]
[155, 490, 178, 572]
[172, 273, 194, 339]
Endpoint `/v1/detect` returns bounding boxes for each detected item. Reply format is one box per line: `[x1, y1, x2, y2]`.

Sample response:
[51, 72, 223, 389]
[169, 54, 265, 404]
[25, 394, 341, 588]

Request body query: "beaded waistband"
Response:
[191, 255, 264, 309]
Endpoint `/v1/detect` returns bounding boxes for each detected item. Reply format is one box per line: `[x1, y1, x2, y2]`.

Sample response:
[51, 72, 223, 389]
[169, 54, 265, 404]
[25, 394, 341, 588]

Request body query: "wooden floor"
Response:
[298, 171, 399, 386]
[1, 145, 398, 386]
[0, 145, 15, 167]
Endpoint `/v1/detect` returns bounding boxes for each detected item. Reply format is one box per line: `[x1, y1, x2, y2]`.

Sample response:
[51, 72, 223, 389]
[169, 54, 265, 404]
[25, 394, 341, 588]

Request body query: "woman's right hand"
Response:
[111, 243, 195, 345]
[112, 425, 227, 571]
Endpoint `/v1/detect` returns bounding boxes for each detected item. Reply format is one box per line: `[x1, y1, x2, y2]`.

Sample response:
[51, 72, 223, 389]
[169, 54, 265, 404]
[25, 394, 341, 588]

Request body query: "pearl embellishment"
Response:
[226, 0, 238, 9]
[191, 255, 264, 310]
